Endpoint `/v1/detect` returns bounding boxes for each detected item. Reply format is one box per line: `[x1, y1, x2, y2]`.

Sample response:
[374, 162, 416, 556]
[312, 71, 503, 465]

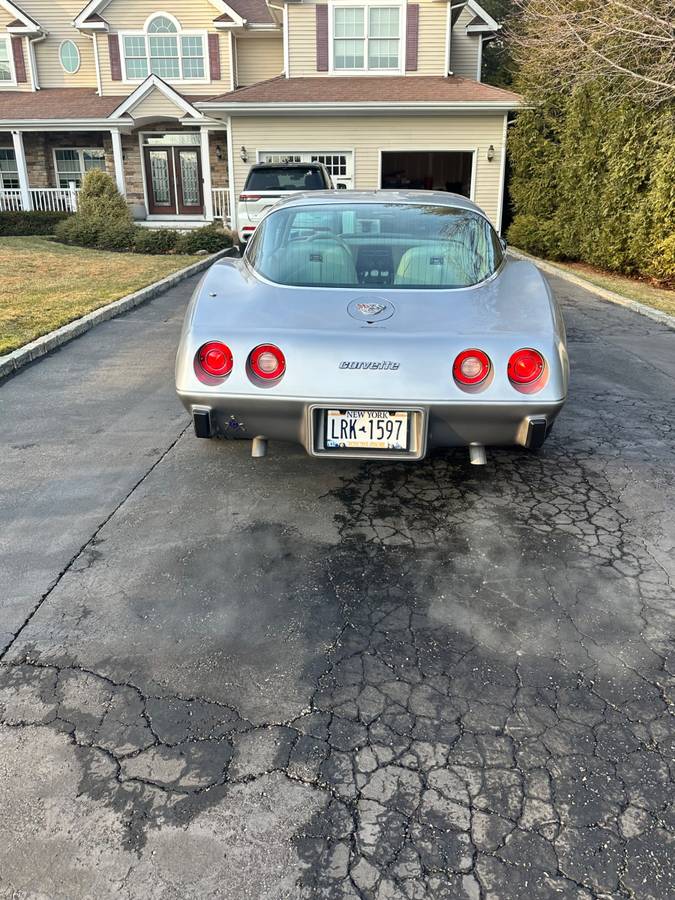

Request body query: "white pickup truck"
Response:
[237, 162, 335, 243]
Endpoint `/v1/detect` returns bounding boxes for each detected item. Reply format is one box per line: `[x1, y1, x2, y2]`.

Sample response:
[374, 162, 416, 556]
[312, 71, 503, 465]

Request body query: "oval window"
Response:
[59, 40, 80, 74]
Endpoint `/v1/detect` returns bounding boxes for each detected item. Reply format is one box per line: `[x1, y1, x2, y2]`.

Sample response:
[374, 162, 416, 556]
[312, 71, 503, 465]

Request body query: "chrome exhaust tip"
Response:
[251, 436, 268, 458]
[469, 443, 487, 466]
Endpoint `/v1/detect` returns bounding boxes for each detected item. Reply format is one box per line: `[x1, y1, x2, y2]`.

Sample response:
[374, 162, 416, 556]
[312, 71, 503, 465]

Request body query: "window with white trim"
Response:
[59, 40, 81, 74]
[121, 14, 206, 81]
[332, 4, 402, 71]
[54, 149, 106, 188]
[0, 148, 19, 188]
[0, 37, 14, 82]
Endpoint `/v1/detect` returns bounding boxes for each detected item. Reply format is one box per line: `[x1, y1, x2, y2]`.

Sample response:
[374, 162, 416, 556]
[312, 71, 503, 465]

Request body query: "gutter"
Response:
[195, 101, 523, 114]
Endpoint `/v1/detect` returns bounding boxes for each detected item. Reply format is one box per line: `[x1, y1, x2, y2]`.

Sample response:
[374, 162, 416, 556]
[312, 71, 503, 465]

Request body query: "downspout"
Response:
[92, 33, 102, 96]
[27, 33, 46, 91]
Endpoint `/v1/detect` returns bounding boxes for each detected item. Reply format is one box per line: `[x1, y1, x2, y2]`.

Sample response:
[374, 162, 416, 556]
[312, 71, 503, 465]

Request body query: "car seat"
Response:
[394, 243, 472, 286]
[267, 238, 358, 285]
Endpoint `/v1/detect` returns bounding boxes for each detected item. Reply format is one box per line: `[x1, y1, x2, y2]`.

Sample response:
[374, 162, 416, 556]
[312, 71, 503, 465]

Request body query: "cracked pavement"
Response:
[0, 273, 673, 899]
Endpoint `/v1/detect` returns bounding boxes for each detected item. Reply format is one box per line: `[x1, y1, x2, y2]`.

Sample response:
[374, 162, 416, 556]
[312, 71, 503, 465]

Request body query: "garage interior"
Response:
[380, 151, 473, 196]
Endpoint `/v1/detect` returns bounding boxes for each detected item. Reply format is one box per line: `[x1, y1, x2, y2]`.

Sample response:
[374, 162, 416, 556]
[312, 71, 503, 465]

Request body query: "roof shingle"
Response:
[204, 75, 522, 105]
[225, 0, 274, 24]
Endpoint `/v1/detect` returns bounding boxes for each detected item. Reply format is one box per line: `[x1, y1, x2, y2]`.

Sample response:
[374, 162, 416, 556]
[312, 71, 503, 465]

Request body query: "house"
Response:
[0, 0, 521, 231]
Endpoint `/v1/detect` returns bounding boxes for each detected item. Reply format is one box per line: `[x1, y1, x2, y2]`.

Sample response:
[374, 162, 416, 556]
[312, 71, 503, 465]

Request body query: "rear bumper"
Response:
[177, 391, 565, 458]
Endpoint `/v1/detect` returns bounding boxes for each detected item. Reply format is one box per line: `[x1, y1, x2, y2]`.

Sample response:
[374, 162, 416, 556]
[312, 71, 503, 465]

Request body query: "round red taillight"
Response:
[508, 349, 545, 385]
[453, 349, 491, 385]
[250, 344, 285, 380]
[197, 341, 233, 377]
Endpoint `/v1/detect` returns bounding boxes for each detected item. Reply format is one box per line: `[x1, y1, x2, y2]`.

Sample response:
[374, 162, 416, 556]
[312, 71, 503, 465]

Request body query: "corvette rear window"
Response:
[245, 203, 503, 289]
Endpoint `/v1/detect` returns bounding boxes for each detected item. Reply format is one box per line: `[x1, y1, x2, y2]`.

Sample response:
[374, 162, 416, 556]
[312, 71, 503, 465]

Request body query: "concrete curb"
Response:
[0, 247, 234, 382]
[509, 248, 675, 331]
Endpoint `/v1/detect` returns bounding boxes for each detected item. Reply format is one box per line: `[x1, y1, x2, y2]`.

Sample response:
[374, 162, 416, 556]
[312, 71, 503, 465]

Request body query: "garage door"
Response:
[258, 151, 353, 189]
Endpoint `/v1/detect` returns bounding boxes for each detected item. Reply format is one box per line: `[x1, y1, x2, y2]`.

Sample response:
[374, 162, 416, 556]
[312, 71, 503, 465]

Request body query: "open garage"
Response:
[380, 150, 474, 196]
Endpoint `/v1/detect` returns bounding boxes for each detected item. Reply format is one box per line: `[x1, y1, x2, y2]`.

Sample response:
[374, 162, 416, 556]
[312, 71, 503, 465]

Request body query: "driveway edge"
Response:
[509, 248, 675, 331]
[0, 247, 234, 382]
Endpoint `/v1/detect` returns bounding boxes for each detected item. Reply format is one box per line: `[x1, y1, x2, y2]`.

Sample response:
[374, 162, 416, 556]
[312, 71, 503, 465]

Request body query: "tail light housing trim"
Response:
[197, 341, 233, 378]
[453, 349, 491, 386]
[249, 344, 286, 381]
[508, 348, 545, 385]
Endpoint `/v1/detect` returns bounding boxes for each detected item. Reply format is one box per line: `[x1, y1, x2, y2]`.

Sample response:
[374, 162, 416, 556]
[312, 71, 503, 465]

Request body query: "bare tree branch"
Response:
[507, 0, 675, 105]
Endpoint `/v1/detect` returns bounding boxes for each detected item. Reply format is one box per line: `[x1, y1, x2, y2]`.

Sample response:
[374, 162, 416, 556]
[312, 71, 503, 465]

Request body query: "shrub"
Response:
[133, 228, 178, 255]
[54, 214, 100, 247]
[508, 82, 675, 280]
[507, 214, 561, 259]
[95, 220, 138, 252]
[0, 210, 71, 236]
[77, 169, 132, 225]
[646, 233, 675, 284]
[175, 224, 234, 255]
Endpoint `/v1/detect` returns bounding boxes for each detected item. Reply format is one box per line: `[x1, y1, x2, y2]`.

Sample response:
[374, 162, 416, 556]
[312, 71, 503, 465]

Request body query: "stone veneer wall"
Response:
[18, 127, 229, 218]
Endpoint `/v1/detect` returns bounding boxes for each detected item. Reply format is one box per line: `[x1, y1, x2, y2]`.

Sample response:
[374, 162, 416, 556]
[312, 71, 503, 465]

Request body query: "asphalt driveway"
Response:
[0, 272, 673, 900]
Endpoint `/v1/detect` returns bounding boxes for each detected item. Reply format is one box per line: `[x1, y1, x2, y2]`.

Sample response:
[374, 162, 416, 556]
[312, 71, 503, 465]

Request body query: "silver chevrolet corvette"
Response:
[175, 191, 568, 464]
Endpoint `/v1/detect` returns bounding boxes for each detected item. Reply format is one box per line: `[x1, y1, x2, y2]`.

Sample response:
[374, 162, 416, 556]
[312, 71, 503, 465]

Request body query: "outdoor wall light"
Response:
[487, 145, 495, 162]
[240, 146, 248, 163]
[215, 144, 223, 161]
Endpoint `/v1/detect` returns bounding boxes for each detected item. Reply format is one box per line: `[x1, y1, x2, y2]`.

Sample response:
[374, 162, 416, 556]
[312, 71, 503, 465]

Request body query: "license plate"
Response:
[324, 409, 410, 451]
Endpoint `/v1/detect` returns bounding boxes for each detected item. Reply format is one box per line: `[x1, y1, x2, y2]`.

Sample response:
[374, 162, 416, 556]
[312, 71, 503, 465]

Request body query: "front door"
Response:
[144, 146, 204, 216]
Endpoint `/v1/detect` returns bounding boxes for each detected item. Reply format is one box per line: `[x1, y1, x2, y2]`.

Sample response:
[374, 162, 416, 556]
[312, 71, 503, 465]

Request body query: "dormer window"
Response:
[331, 3, 403, 72]
[121, 13, 206, 82]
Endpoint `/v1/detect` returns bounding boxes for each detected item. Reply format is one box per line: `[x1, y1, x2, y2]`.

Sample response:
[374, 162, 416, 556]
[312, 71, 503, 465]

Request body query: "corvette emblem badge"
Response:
[347, 297, 396, 322]
[356, 303, 386, 316]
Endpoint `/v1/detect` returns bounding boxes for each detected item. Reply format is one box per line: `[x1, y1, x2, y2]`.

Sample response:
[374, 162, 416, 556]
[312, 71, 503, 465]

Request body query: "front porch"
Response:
[0, 126, 231, 225]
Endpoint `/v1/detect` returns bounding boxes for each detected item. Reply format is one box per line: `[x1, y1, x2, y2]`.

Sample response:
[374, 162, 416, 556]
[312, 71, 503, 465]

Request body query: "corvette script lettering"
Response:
[339, 361, 400, 370]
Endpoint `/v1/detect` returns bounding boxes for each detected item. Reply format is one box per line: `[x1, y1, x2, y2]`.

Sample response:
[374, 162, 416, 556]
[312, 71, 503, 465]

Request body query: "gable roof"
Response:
[227, 0, 274, 24]
[109, 74, 207, 119]
[73, 0, 251, 30]
[462, 0, 501, 31]
[199, 75, 522, 111]
[1, 0, 41, 32]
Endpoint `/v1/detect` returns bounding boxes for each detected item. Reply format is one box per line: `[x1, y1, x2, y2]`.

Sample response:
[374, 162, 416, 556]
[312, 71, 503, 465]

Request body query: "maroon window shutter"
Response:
[405, 4, 419, 72]
[208, 33, 221, 80]
[11, 37, 27, 83]
[316, 4, 329, 72]
[108, 34, 122, 81]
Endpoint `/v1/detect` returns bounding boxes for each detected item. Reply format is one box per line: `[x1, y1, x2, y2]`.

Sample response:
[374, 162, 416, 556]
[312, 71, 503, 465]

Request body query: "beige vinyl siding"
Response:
[287, 3, 318, 77]
[236, 35, 284, 87]
[230, 113, 506, 225]
[450, 7, 480, 79]
[102, 0, 217, 31]
[96, 0, 230, 95]
[127, 87, 188, 118]
[24, 0, 97, 88]
[416, 1, 448, 76]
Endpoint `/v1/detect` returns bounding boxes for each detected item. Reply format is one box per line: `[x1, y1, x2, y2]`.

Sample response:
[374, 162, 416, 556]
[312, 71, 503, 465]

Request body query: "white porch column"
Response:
[200, 126, 214, 221]
[11, 130, 31, 211]
[110, 127, 126, 196]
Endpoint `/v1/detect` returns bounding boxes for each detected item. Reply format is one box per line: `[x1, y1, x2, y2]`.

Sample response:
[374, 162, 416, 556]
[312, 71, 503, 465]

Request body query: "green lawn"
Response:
[513, 248, 675, 318]
[0, 236, 201, 355]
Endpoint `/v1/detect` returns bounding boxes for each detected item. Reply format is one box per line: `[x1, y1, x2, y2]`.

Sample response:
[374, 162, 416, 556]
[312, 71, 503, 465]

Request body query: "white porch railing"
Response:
[0, 190, 23, 212]
[211, 187, 230, 222]
[0, 184, 80, 213]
